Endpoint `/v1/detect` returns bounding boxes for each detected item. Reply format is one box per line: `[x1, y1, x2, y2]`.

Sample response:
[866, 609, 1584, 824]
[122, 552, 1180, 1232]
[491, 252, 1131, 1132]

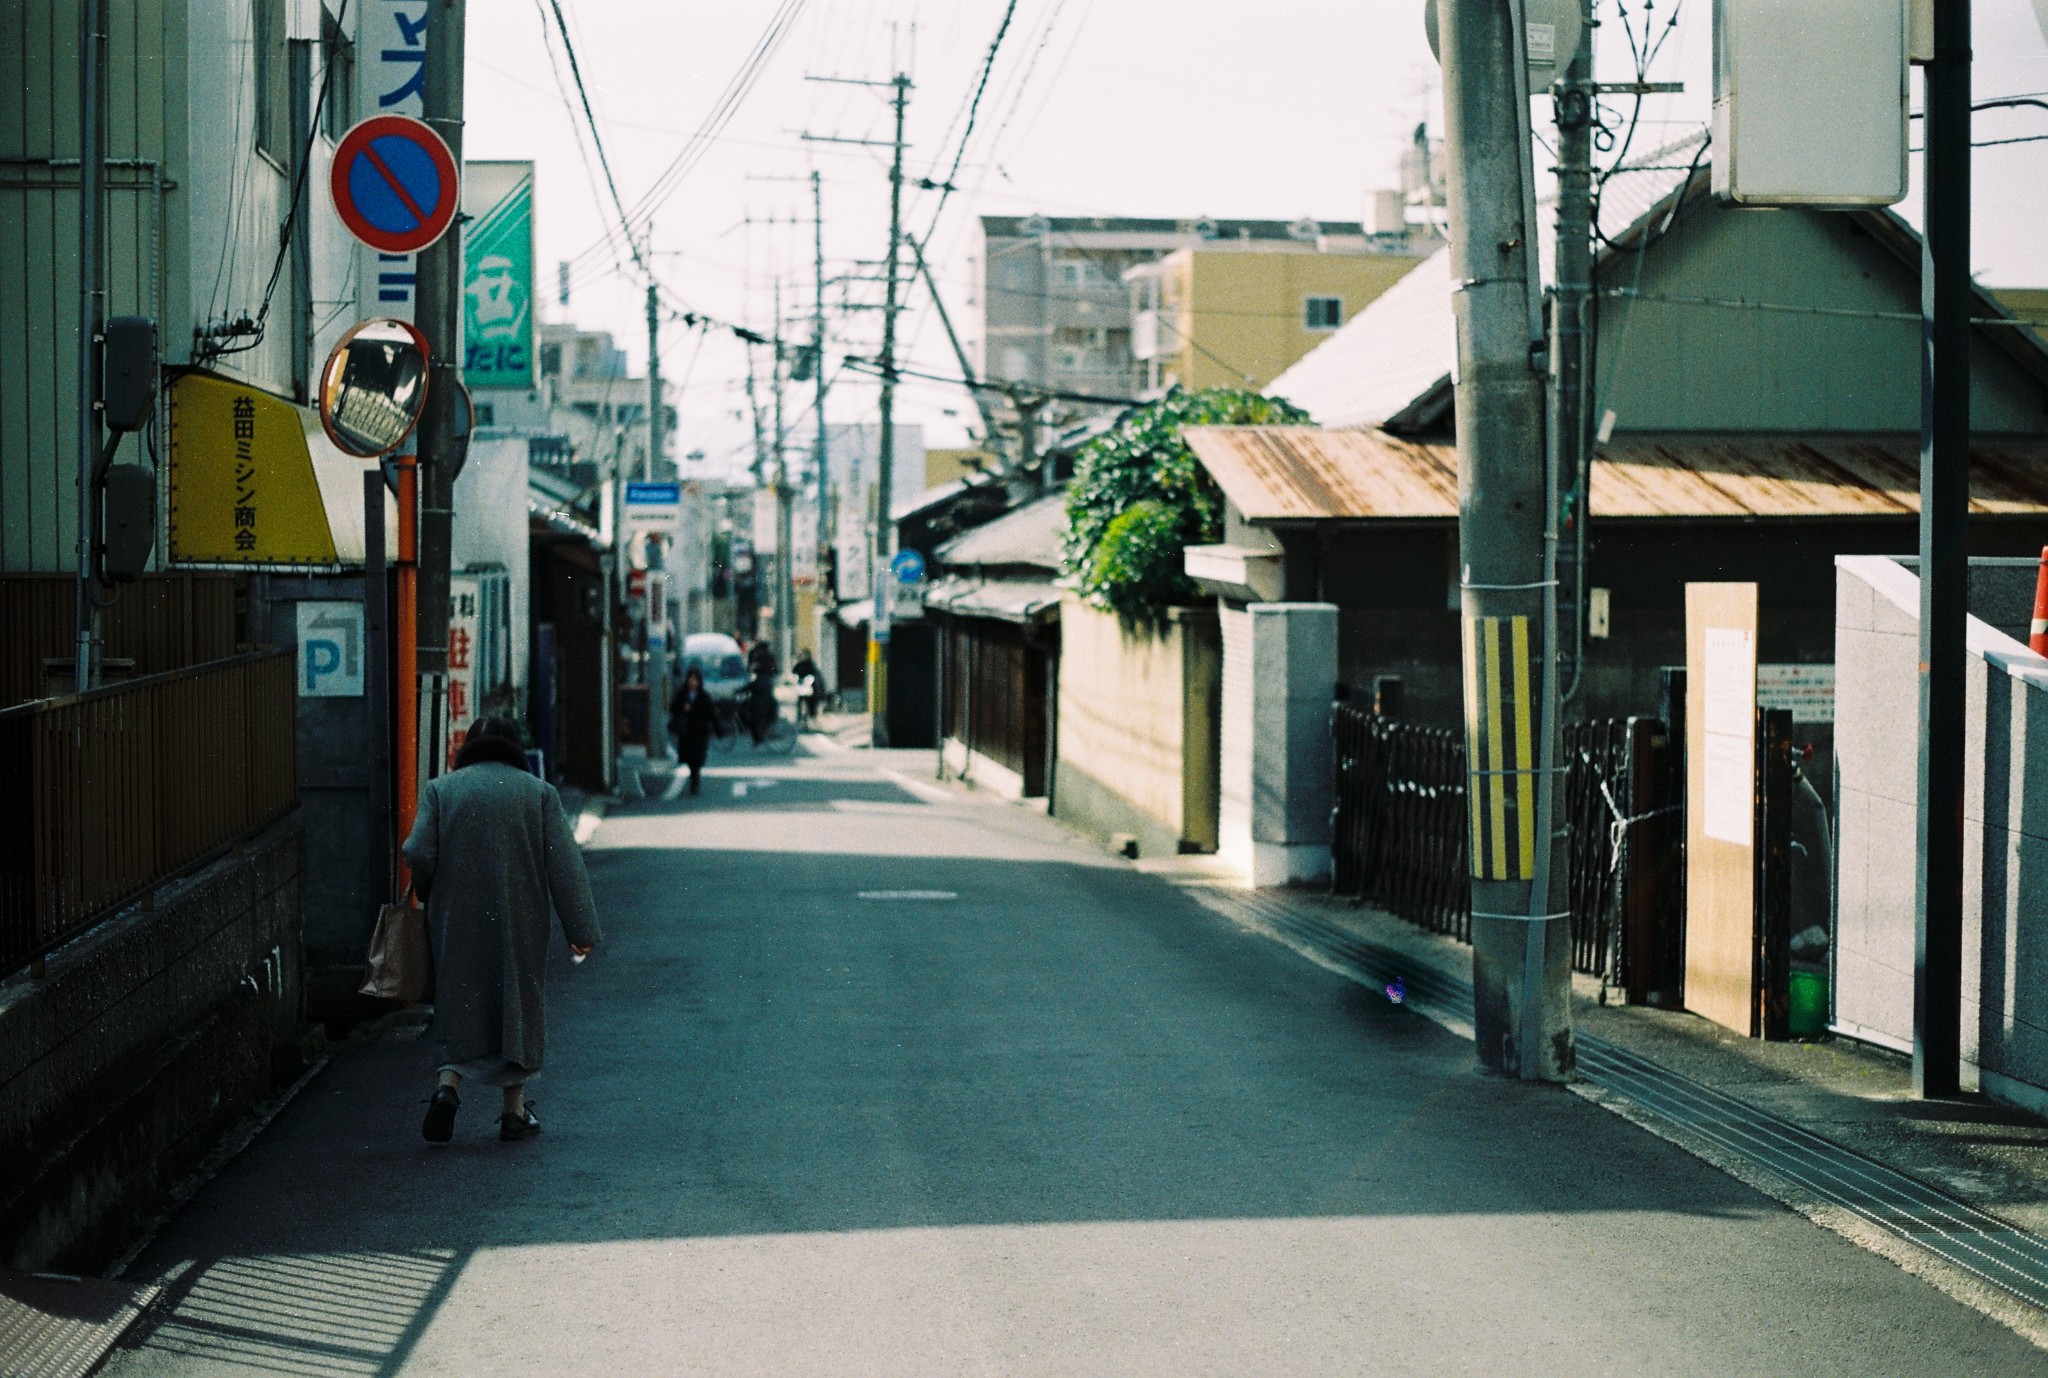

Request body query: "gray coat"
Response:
[402, 762, 602, 1085]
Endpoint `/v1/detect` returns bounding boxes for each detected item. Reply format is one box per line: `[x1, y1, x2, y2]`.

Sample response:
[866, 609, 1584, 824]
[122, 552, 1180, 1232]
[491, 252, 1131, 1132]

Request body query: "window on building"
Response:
[321, 6, 354, 143]
[540, 343, 562, 377]
[1058, 259, 1100, 289]
[253, 2, 292, 165]
[473, 402, 496, 426]
[1304, 296, 1344, 330]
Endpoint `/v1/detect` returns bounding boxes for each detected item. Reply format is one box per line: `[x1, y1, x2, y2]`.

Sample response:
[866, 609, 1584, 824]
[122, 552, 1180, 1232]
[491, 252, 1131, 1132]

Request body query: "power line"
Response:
[565, 0, 812, 281]
[535, 0, 643, 273]
[840, 353, 1136, 408]
[528, 0, 630, 276]
[912, 0, 1018, 248]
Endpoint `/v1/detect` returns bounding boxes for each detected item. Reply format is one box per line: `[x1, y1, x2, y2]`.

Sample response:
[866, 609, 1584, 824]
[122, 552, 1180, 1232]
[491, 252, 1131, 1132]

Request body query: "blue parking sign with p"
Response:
[297, 601, 365, 697]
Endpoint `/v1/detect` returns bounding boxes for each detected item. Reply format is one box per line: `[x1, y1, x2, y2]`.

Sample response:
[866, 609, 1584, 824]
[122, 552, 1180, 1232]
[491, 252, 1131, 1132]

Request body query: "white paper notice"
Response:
[1703, 628, 1755, 737]
[1702, 734, 1752, 845]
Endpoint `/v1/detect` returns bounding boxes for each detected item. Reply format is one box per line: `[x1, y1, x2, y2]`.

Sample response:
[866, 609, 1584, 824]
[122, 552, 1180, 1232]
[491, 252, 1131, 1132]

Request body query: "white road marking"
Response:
[871, 766, 955, 806]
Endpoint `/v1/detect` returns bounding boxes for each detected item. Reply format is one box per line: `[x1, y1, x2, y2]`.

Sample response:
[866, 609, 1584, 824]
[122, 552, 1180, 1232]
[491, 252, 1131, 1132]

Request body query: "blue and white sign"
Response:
[297, 601, 365, 698]
[625, 480, 682, 535]
[892, 548, 926, 584]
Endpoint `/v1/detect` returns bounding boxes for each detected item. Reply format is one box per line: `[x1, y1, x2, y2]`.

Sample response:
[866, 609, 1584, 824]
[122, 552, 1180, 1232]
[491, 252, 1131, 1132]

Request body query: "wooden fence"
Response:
[0, 651, 297, 975]
[0, 572, 239, 708]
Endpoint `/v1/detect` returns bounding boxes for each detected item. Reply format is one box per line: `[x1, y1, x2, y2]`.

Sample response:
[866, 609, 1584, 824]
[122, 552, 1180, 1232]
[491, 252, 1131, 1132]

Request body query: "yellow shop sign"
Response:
[167, 373, 339, 565]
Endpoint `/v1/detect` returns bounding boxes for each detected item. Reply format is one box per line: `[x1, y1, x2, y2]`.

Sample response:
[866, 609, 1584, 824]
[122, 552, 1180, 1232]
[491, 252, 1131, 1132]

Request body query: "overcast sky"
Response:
[464, 1, 2048, 473]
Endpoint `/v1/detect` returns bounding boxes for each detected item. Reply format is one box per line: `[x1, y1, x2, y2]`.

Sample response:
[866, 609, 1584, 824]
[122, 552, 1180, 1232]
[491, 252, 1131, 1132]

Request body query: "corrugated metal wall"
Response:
[1593, 206, 2048, 435]
[1, 0, 188, 572]
[2, 1, 308, 576]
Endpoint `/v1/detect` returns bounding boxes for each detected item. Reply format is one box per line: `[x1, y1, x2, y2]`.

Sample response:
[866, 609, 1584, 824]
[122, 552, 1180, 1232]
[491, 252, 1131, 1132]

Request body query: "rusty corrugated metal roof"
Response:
[1185, 427, 2048, 521]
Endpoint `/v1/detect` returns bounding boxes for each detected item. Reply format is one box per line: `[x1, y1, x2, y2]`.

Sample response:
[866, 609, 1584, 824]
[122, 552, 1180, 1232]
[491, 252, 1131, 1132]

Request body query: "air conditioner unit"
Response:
[1289, 217, 1320, 241]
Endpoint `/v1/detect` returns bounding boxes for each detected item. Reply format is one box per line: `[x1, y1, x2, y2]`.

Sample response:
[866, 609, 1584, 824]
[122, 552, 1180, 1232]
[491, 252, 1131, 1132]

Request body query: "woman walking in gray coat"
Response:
[405, 716, 603, 1142]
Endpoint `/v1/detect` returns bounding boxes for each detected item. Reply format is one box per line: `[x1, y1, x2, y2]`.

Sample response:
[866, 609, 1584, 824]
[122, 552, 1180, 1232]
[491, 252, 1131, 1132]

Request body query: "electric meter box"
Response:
[1712, 0, 1909, 208]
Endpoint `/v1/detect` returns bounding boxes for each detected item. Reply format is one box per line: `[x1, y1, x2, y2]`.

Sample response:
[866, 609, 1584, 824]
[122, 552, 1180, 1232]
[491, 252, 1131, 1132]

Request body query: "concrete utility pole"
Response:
[73, 0, 107, 693]
[869, 72, 910, 747]
[1437, 0, 1571, 1080]
[773, 278, 796, 667]
[1552, 5, 1594, 703]
[812, 170, 830, 628]
[646, 278, 661, 482]
[1914, 0, 1971, 1099]
[413, 0, 465, 706]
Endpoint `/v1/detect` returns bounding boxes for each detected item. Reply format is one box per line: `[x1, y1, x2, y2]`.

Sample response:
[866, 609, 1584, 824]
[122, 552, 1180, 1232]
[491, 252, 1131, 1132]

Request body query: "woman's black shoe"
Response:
[422, 1086, 459, 1143]
[500, 1103, 542, 1141]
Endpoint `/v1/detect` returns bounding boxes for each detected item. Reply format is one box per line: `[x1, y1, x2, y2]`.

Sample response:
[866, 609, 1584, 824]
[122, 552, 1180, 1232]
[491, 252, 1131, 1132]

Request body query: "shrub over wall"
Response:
[1063, 387, 1312, 624]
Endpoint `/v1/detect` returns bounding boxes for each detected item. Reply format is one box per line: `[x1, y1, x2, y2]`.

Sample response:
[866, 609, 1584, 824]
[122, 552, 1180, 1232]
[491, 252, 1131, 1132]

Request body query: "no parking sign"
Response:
[329, 115, 460, 254]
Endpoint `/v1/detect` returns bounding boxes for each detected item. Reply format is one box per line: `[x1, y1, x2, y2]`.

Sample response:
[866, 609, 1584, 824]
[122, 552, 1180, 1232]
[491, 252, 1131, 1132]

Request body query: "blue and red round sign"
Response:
[329, 115, 460, 254]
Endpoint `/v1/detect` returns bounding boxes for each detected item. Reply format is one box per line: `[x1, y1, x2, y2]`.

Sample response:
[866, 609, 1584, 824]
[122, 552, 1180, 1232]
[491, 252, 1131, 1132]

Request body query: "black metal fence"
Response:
[1333, 698, 1682, 993]
[1332, 707, 1471, 941]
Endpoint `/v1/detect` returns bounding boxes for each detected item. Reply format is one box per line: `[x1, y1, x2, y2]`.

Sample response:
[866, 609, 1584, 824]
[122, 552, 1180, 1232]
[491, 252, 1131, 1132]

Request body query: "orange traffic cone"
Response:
[2032, 546, 2048, 655]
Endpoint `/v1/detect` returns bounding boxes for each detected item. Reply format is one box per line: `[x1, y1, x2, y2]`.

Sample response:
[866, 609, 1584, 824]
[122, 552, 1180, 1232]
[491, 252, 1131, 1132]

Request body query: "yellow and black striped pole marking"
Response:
[1462, 614, 1537, 881]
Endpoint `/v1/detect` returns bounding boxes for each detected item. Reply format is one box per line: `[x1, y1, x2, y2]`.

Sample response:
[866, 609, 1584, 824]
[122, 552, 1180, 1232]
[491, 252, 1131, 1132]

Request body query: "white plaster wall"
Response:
[1834, 555, 2048, 1116]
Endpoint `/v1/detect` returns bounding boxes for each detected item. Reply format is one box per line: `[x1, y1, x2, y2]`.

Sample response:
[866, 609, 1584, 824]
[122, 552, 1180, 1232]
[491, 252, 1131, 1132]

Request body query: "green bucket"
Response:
[1788, 969, 1829, 1038]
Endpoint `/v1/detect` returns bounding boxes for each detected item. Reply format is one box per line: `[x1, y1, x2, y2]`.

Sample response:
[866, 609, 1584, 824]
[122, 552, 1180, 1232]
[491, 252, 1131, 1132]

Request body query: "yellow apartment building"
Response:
[1127, 238, 1424, 393]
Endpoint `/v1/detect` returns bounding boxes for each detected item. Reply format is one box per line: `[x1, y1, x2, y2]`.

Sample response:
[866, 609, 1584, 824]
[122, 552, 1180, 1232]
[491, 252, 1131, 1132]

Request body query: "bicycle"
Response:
[711, 689, 798, 756]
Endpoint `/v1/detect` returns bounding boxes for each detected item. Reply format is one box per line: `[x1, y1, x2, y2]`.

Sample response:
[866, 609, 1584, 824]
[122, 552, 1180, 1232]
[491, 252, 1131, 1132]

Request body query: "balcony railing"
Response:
[0, 651, 298, 976]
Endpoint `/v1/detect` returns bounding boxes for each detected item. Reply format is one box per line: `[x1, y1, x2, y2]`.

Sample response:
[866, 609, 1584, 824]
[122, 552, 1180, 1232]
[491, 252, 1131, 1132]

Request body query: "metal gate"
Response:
[1333, 695, 1682, 989]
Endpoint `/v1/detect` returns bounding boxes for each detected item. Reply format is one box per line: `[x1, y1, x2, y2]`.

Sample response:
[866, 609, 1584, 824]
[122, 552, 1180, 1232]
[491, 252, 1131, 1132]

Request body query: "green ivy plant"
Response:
[1063, 387, 1313, 625]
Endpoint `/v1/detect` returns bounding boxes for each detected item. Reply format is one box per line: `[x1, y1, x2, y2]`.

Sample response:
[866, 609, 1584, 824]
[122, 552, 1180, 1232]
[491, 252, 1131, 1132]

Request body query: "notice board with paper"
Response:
[1685, 583, 1758, 1036]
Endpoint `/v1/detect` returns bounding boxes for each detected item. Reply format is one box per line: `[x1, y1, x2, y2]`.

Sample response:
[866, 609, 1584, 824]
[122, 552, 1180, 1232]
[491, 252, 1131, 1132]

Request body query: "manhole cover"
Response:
[0, 1271, 162, 1378]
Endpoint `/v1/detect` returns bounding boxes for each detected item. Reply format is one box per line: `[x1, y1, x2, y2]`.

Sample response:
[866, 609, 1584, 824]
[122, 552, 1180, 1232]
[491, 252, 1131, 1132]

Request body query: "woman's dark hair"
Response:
[682, 666, 704, 692]
[453, 715, 530, 771]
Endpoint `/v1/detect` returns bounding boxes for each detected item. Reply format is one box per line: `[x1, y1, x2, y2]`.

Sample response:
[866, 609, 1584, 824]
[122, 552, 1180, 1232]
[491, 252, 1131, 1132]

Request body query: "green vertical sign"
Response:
[462, 161, 535, 390]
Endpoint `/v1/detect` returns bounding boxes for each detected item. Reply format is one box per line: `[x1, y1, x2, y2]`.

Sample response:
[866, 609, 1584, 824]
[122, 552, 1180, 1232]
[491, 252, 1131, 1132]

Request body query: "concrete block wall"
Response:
[1054, 597, 1220, 858]
[1220, 603, 1338, 886]
[0, 823, 305, 1271]
[1833, 556, 2048, 1117]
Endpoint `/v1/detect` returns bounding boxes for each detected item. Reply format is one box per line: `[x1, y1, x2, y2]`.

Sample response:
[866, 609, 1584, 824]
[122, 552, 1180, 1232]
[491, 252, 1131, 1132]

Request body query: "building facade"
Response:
[1125, 236, 1423, 394]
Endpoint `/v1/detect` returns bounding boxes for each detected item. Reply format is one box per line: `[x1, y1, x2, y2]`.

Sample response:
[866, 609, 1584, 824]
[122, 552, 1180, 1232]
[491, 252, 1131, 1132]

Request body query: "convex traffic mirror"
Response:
[319, 317, 430, 457]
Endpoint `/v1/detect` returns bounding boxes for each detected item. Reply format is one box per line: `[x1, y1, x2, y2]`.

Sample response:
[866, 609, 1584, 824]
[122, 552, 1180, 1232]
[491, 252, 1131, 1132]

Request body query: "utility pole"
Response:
[73, 0, 107, 693]
[773, 278, 796, 667]
[1914, 0, 1971, 1099]
[813, 170, 830, 647]
[1552, 5, 1593, 703]
[1438, 0, 1571, 1080]
[413, 0, 466, 726]
[871, 73, 910, 746]
[646, 276, 661, 481]
[800, 73, 910, 742]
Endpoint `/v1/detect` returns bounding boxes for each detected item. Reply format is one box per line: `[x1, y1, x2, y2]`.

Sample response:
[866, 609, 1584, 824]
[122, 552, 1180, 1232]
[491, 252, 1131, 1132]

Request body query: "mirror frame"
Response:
[318, 316, 432, 458]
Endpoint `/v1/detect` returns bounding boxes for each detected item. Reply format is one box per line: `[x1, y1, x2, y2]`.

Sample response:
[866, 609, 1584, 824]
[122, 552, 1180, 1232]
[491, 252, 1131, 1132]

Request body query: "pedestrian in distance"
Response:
[405, 716, 602, 1144]
[668, 666, 716, 795]
[791, 647, 823, 725]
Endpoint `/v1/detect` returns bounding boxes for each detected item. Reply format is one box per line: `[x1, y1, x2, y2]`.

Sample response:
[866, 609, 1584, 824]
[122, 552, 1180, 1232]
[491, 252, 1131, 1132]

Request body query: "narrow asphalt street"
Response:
[102, 743, 2047, 1376]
